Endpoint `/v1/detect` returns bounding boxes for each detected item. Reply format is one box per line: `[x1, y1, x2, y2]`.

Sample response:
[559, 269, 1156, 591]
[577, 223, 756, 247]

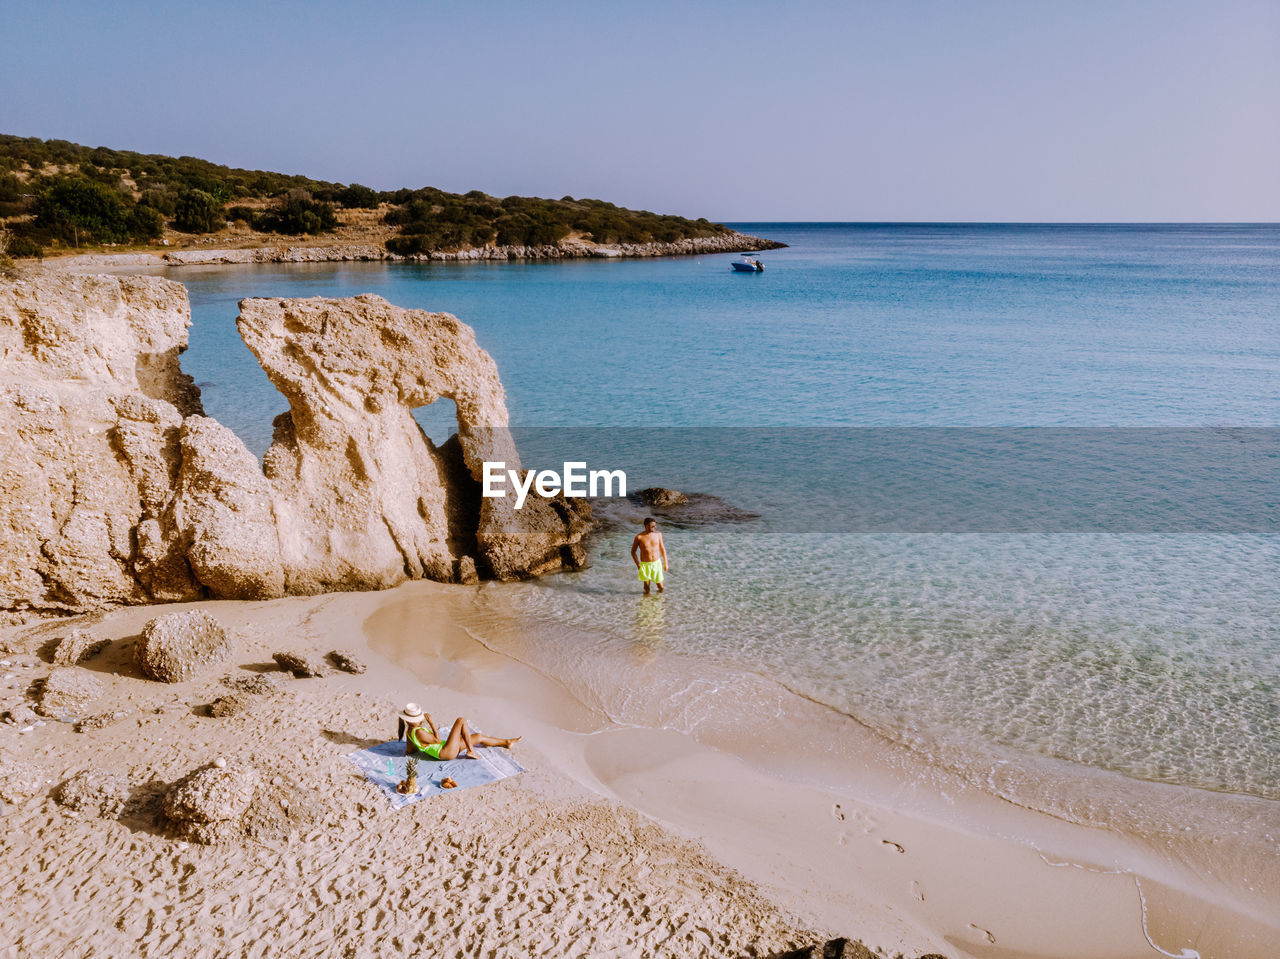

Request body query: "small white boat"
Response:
[730, 254, 764, 272]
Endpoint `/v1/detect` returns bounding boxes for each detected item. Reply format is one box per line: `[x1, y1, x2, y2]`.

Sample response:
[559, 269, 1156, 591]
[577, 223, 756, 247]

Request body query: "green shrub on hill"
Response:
[254, 190, 338, 235]
[33, 177, 132, 245]
[173, 188, 225, 234]
[0, 134, 732, 256]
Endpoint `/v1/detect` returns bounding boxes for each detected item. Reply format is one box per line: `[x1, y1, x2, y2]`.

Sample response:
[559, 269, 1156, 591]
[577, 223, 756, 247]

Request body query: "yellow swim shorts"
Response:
[638, 560, 664, 583]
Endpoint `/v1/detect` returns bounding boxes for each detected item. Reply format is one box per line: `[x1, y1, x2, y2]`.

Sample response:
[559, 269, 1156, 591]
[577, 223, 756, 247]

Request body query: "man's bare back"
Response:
[630, 519, 668, 594]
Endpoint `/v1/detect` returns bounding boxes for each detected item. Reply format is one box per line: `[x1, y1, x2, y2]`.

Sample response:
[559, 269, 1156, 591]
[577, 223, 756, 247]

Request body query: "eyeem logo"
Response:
[482, 461, 627, 509]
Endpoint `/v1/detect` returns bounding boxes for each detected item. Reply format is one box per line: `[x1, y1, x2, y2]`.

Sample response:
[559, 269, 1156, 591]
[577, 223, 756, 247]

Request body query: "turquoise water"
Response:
[162, 224, 1279, 800]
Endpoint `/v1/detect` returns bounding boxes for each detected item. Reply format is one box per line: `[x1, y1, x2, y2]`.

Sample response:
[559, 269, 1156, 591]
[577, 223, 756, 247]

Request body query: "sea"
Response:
[154, 223, 1279, 806]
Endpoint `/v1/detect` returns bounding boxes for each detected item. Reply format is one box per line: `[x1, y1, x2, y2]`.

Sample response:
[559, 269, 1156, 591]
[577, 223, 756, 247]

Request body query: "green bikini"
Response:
[409, 725, 444, 760]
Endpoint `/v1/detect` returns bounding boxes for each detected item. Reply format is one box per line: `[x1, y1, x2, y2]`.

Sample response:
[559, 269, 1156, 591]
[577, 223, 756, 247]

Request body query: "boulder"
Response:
[135, 609, 230, 683]
[163, 761, 261, 844]
[635, 487, 688, 508]
[326, 650, 366, 674]
[56, 770, 130, 818]
[52, 627, 110, 666]
[273, 651, 324, 678]
[37, 669, 105, 718]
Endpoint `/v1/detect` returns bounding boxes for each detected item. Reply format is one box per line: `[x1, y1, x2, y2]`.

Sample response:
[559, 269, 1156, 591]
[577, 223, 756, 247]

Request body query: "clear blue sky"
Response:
[2, 1, 1277, 221]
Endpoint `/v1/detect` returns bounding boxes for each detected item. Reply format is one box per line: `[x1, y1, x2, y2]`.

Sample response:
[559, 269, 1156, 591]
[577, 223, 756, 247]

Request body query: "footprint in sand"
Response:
[968, 923, 997, 944]
[910, 880, 924, 901]
[831, 804, 847, 822]
[881, 839, 905, 854]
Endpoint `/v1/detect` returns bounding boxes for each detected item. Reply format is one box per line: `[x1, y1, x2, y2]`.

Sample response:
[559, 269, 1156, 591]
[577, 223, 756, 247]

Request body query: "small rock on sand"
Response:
[56, 770, 131, 818]
[326, 650, 366, 674]
[455, 555, 479, 585]
[52, 628, 110, 666]
[208, 693, 253, 718]
[163, 761, 261, 844]
[37, 669, 105, 718]
[3, 703, 39, 726]
[272, 652, 324, 678]
[776, 938, 876, 959]
[0, 759, 50, 803]
[75, 710, 130, 732]
[135, 610, 230, 683]
[221, 673, 279, 695]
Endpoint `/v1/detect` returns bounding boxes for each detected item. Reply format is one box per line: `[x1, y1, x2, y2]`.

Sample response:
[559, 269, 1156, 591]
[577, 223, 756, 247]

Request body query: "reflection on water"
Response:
[632, 596, 667, 663]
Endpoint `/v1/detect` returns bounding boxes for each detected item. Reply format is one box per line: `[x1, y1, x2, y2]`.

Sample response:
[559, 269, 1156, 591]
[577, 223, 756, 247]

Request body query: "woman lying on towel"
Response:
[398, 703, 521, 760]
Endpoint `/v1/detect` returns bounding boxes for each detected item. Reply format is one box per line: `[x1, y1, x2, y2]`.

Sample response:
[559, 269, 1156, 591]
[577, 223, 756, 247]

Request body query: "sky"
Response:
[2, 0, 1277, 221]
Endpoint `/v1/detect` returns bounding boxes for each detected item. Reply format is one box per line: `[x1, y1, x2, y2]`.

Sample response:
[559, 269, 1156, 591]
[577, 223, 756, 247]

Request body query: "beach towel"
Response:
[346, 736, 525, 808]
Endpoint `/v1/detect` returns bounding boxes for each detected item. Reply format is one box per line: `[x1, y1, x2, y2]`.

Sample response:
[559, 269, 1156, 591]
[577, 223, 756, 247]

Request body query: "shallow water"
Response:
[158, 223, 1280, 801]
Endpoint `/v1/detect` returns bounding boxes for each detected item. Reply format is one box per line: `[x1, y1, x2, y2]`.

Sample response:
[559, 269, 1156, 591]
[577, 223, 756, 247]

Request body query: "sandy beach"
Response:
[3, 581, 1275, 958]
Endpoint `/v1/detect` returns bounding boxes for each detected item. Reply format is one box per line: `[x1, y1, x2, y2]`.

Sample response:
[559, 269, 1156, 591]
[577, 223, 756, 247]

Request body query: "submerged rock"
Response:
[135, 610, 230, 683]
[634, 487, 689, 508]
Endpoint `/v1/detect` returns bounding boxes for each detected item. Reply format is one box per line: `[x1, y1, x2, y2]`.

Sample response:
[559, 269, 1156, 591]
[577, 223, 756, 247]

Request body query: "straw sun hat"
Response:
[399, 703, 425, 725]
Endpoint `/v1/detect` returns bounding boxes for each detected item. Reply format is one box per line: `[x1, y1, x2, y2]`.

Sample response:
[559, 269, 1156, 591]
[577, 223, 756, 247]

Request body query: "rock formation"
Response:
[51, 627, 110, 666]
[163, 761, 261, 844]
[0, 272, 590, 614]
[272, 651, 323, 678]
[0, 272, 203, 611]
[135, 609, 231, 683]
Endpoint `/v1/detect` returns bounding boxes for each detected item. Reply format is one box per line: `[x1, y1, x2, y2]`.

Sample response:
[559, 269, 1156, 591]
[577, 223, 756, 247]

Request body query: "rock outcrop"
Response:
[0, 272, 589, 613]
[0, 272, 203, 611]
[134, 609, 230, 683]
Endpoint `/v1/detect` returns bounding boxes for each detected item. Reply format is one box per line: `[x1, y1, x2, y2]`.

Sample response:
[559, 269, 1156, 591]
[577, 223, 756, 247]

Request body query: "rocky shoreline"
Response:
[44, 230, 784, 270]
[0, 271, 591, 617]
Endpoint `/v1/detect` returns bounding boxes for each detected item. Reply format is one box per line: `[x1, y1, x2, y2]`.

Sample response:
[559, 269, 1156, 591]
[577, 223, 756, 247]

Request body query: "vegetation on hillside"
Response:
[0, 135, 731, 257]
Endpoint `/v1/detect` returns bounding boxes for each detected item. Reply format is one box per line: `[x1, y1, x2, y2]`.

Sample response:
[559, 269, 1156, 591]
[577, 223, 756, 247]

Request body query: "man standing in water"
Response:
[631, 518, 669, 595]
